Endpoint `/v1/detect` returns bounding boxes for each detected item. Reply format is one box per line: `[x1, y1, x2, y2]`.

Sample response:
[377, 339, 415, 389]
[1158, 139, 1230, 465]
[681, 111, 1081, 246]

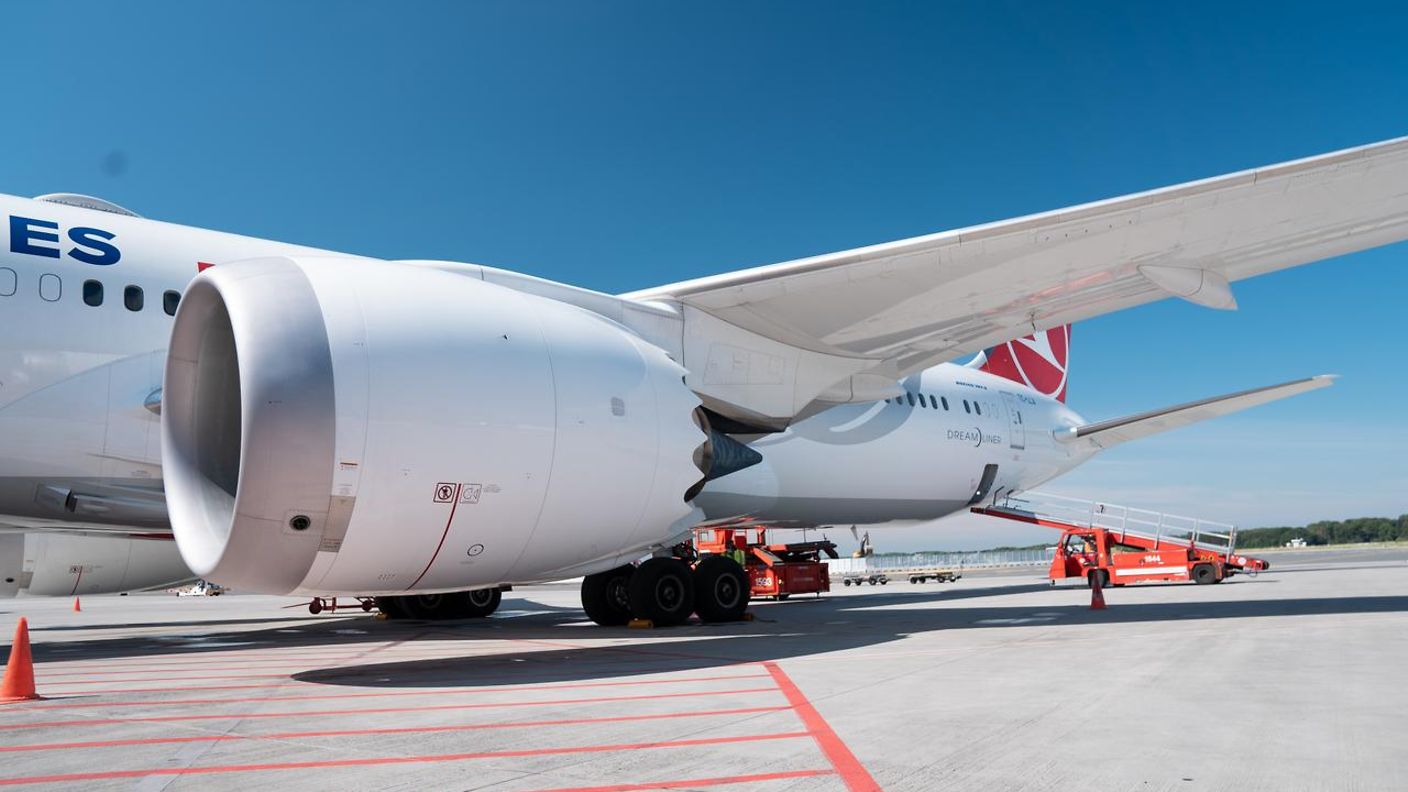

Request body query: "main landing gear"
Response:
[580, 555, 750, 627]
[374, 587, 504, 620]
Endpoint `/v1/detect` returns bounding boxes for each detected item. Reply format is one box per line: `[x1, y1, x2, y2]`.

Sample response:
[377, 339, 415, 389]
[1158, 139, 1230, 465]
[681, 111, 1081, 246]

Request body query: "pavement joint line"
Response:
[0, 730, 815, 786]
[0, 705, 796, 753]
[0, 685, 785, 731]
[513, 768, 837, 791]
[18, 671, 777, 710]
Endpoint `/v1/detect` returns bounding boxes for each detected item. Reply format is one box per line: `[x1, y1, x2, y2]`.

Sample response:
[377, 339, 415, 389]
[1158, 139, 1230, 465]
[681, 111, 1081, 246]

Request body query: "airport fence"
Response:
[825, 547, 1054, 576]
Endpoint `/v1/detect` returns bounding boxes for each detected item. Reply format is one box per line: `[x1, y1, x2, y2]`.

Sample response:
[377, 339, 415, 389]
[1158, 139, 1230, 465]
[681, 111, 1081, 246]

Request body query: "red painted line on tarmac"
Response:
[0, 685, 781, 731]
[0, 705, 792, 753]
[0, 731, 810, 786]
[39, 680, 303, 696]
[521, 769, 835, 791]
[405, 483, 462, 590]
[41, 659, 753, 696]
[25, 671, 774, 710]
[764, 662, 880, 792]
[34, 654, 397, 671]
[36, 667, 305, 680]
[36, 672, 291, 687]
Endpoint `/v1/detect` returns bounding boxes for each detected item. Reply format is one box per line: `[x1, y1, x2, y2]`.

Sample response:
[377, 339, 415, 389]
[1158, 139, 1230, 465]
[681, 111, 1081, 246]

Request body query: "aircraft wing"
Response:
[1055, 375, 1336, 450]
[627, 137, 1408, 423]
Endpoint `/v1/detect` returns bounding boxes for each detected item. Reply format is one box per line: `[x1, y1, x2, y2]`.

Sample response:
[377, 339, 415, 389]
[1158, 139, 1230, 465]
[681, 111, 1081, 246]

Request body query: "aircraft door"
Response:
[1001, 392, 1026, 450]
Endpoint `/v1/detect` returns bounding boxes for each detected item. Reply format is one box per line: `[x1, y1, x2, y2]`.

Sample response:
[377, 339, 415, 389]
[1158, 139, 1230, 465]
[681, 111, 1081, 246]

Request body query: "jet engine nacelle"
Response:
[162, 257, 706, 596]
[0, 533, 192, 597]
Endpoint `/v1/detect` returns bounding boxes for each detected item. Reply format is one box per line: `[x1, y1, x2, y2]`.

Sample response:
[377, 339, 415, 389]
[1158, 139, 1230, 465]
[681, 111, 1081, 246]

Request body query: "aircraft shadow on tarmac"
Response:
[9, 586, 1408, 689]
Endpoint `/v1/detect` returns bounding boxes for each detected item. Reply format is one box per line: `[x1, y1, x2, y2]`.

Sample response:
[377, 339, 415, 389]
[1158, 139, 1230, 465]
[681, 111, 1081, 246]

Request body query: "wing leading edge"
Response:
[628, 137, 1408, 423]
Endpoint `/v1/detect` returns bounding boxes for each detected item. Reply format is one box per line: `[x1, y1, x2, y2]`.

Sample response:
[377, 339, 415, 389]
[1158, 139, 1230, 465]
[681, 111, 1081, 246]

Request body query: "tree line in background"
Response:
[1233, 515, 1408, 549]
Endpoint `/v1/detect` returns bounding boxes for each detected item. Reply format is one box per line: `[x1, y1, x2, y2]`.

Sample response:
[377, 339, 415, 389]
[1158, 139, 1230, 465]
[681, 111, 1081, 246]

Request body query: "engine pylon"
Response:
[1, 618, 40, 702]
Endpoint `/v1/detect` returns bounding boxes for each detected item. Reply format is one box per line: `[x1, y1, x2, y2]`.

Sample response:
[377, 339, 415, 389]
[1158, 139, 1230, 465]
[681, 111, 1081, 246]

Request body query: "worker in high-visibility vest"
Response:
[729, 535, 748, 568]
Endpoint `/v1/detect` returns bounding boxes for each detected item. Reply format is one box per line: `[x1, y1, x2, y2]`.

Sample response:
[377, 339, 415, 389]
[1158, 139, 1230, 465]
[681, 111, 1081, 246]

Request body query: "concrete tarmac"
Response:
[2, 547, 1405, 791]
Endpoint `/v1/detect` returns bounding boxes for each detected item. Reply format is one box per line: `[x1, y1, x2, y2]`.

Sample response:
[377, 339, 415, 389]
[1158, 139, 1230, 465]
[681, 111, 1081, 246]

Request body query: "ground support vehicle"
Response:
[908, 570, 961, 584]
[972, 492, 1269, 587]
[841, 573, 888, 586]
[693, 525, 837, 600]
[840, 568, 960, 586]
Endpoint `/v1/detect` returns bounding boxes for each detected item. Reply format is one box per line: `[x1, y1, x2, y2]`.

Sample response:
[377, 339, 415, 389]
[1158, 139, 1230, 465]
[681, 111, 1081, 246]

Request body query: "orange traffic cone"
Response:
[1090, 572, 1107, 610]
[1, 617, 40, 702]
[72, 597, 81, 613]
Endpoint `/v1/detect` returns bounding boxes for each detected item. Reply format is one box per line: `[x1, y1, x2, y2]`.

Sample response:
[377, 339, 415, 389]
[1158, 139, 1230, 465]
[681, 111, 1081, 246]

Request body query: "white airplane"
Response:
[2, 137, 1406, 627]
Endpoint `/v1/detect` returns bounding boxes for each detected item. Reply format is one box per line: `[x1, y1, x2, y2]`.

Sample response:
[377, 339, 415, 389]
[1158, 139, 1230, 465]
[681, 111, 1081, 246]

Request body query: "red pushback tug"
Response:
[692, 523, 838, 600]
[973, 493, 1269, 587]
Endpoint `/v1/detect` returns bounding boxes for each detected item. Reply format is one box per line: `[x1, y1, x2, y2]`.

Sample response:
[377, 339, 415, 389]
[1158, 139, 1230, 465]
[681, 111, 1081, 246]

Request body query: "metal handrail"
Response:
[995, 491, 1239, 560]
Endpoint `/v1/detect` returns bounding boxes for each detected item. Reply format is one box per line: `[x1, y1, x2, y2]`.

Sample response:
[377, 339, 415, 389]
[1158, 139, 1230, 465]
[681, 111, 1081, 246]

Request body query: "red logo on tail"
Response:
[979, 325, 1070, 402]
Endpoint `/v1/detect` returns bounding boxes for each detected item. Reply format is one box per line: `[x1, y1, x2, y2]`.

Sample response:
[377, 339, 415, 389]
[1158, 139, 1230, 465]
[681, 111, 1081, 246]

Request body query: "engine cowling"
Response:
[0, 533, 192, 597]
[162, 257, 706, 596]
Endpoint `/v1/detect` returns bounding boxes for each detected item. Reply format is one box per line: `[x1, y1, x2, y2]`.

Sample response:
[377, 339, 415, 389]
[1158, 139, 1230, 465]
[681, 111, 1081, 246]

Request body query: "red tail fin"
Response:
[979, 325, 1070, 402]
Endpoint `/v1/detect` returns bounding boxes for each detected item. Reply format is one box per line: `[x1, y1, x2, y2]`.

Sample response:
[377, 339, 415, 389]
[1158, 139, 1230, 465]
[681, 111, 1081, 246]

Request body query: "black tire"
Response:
[308, 599, 322, 615]
[462, 587, 503, 618]
[693, 556, 750, 623]
[581, 565, 635, 626]
[1193, 564, 1217, 585]
[776, 593, 790, 601]
[1086, 570, 1109, 589]
[375, 596, 410, 619]
[628, 557, 695, 627]
[399, 591, 471, 620]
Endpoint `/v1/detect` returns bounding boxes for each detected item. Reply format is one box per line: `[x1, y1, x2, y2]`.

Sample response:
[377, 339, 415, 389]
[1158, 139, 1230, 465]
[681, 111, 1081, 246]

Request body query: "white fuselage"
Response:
[0, 193, 1093, 592]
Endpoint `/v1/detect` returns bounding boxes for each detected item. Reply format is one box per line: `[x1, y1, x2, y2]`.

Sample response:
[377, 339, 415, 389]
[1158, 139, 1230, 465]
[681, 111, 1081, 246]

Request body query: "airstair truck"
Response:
[973, 493, 1269, 587]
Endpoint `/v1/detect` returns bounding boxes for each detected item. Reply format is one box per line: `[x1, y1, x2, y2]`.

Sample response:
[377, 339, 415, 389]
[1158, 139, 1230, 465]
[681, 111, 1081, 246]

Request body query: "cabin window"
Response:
[163, 290, 180, 316]
[963, 400, 971, 414]
[906, 392, 915, 407]
[39, 273, 61, 302]
[83, 280, 104, 307]
[0, 268, 14, 297]
[941, 396, 949, 411]
[124, 285, 144, 312]
[975, 402, 982, 416]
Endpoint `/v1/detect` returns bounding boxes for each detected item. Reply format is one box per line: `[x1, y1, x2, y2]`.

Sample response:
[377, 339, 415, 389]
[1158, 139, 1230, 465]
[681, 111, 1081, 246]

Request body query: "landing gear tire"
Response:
[1193, 564, 1217, 585]
[375, 596, 410, 619]
[581, 565, 636, 626]
[692, 556, 750, 623]
[399, 592, 470, 620]
[628, 557, 695, 627]
[462, 588, 503, 618]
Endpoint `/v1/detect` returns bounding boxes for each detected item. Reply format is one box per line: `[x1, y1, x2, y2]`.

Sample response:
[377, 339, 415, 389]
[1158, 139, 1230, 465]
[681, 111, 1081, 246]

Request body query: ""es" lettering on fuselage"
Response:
[8, 215, 121, 266]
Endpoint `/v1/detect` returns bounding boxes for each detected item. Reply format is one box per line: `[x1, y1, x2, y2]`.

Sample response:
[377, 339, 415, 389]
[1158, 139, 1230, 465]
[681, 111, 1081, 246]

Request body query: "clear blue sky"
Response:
[3, 2, 1404, 549]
